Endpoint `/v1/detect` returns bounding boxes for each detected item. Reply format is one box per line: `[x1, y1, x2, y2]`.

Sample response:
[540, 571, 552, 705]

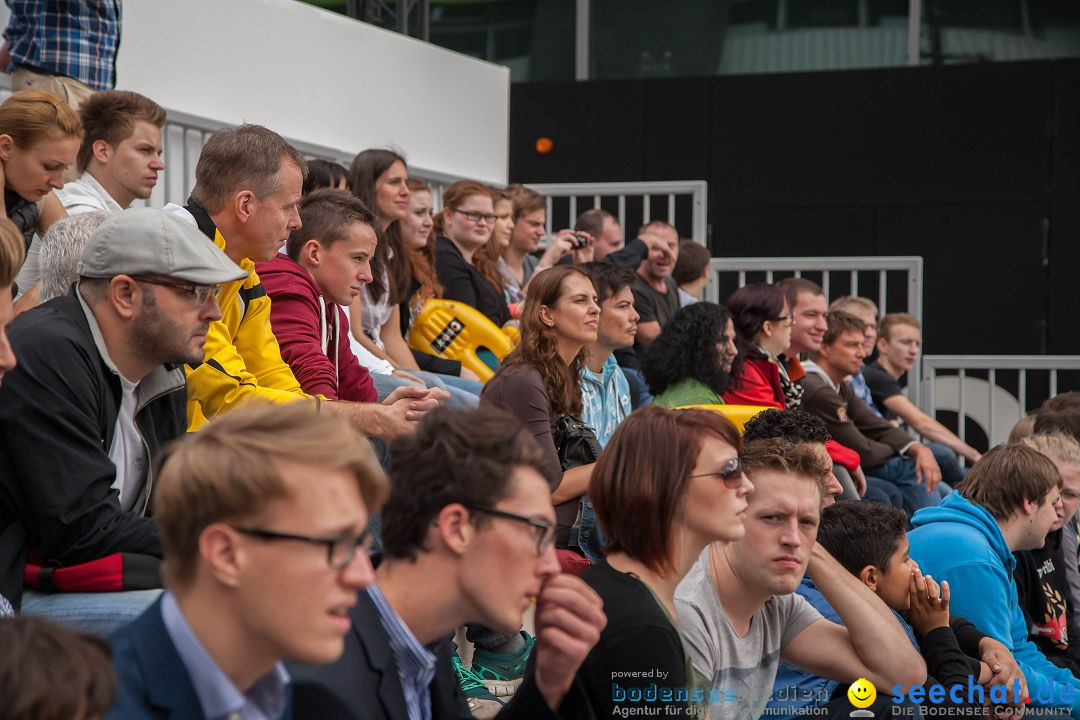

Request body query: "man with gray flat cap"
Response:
[0, 208, 246, 633]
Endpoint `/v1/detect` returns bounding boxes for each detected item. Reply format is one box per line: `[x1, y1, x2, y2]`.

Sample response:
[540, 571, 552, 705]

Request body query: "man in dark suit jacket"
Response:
[290, 405, 607, 720]
[108, 402, 389, 719]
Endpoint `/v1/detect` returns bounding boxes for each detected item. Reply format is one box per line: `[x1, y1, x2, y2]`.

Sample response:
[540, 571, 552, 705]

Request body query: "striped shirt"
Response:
[367, 584, 437, 720]
[4, 1, 122, 90]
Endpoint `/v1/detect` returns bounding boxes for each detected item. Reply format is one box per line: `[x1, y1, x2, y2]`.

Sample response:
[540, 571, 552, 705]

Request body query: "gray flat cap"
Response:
[76, 208, 247, 285]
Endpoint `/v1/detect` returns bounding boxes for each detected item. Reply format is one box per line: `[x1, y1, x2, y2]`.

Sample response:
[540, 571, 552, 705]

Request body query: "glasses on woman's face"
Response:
[689, 457, 745, 489]
[452, 208, 497, 225]
[772, 314, 794, 326]
[467, 504, 556, 556]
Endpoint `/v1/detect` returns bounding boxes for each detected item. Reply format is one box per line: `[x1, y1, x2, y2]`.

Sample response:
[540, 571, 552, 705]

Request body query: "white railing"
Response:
[921, 356, 1080, 449]
[708, 255, 924, 403]
[525, 181, 709, 246]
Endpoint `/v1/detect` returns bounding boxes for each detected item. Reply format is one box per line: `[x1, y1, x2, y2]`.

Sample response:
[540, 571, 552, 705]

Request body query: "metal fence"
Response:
[526, 181, 709, 246]
[920, 356, 1080, 450]
[707, 255, 924, 402]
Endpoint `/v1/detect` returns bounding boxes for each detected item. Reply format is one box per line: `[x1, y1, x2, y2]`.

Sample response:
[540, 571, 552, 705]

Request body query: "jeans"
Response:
[927, 441, 969, 486]
[371, 370, 479, 408]
[864, 477, 903, 507]
[570, 496, 608, 565]
[621, 367, 653, 409]
[866, 456, 942, 516]
[21, 588, 162, 636]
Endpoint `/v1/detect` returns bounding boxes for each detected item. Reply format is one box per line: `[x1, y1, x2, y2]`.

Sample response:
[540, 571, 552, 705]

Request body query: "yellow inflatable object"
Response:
[408, 299, 517, 382]
[677, 404, 772, 431]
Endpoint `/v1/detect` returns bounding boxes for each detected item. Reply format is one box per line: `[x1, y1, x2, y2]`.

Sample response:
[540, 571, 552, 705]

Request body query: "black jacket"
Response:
[289, 589, 594, 720]
[434, 235, 512, 327]
[0, 293, 186, 604]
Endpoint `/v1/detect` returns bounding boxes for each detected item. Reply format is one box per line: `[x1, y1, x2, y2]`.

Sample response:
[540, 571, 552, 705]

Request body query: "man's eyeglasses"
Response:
[135, 276, 219, 306]
[467, 505, 556, 556]
[689, 457, 746, 488]
[231, 526, 372, 570]
[451, 208, 497, 225]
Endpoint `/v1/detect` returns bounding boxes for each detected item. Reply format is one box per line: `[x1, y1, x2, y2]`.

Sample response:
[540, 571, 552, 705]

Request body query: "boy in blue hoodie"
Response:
[908, 443, 1080, 715]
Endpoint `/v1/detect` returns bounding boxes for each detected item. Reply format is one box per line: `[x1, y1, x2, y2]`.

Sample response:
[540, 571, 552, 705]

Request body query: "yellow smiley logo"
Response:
[848, 678, 877, 709]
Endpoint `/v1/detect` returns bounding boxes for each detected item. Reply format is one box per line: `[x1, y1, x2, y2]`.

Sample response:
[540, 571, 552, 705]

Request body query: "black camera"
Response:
[571, 233, 588, 249]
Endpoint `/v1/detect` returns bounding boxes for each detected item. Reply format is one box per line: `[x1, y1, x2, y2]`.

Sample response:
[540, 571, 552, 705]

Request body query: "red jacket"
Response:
[724, 354, 859, 472]
[724, 355, 784, 408]
[256, 254, 376, 403]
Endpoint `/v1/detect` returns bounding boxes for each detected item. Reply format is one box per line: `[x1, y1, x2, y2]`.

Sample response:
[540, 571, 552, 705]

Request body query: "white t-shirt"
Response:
[674, 548, 822, 719]
[109, 375, 148, 512]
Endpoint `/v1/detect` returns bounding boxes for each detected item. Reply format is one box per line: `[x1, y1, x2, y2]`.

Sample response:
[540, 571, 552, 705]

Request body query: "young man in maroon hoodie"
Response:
[257, 189, 424, 440]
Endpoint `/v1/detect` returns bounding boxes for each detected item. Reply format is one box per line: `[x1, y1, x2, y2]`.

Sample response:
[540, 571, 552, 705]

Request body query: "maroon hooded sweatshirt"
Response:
[256, 254, 376, 403]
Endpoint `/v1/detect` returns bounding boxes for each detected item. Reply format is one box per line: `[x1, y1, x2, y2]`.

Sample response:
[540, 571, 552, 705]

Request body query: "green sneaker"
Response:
[452, 653, 505, 718]
[470, 631, 535, 697]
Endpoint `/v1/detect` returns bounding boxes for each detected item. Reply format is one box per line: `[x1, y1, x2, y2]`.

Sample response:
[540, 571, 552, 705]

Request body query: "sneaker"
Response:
[470, 631, 535, 697]
[453, 653, 504, 719]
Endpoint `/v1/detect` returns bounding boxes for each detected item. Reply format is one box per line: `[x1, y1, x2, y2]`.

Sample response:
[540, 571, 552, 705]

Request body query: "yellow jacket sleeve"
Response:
[185, 240, 316, 430]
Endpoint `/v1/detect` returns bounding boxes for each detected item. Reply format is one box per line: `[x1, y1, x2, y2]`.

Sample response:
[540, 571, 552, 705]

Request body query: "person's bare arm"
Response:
[379, 305, 421, 371]
[348, 294, 394, 363]
[37, 192, 67, 234]
[780, 544, 927, 691]
[635, 320, 662, 350]
[883, 394, 982, 464]
[323, 385, 446, 440]
[550, 463, 594, 505]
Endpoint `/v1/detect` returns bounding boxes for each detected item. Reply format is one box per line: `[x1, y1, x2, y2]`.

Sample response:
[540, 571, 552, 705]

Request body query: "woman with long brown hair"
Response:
[347, 150, 481, 403]
[481, 264, 600, 545]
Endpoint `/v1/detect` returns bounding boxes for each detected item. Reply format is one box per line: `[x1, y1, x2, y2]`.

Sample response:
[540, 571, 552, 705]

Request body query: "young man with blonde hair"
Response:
[866, 312, 982, 471]
[677, 438, 925, 720]
[60, 90, 166, 214]
[109, 402, 388, 719]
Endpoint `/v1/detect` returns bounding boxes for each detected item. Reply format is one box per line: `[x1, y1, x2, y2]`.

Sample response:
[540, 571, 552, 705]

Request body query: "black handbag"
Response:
[553, 414, 601, 471]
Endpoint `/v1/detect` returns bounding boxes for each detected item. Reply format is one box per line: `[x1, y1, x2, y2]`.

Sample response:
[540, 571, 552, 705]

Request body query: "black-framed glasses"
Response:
[690, 457, 746, 488]
[231, 526, 372, 570]
[467, 505, 556, 556]
[771, 314, 793, 326]
[135, 276, 219, 306]
[451, 208, 497, 225]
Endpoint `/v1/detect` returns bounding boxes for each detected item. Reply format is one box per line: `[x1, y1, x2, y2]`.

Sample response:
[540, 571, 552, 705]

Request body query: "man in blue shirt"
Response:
[108, 402, 389, 719]
[1, 0, 121, 108]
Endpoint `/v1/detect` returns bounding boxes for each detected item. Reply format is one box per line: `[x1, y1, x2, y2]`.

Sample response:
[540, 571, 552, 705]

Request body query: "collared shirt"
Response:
[367, 584, 438, 720]
[160, 592, 290, 720]
[580, 354, 631, 449]
[4, 1, 121, 90]
[56, 171, 125, 215]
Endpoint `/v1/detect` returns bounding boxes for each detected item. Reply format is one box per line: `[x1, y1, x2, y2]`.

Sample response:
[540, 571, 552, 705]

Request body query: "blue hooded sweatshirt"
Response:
[909, 492, 1080, 715]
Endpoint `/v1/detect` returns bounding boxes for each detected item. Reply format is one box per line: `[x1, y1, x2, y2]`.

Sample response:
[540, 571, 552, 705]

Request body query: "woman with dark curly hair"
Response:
[644, 302, 738, 408]
[482, 264, 601, 544]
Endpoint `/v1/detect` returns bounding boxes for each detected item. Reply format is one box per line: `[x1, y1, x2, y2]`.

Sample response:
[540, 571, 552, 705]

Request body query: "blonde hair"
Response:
[0, 218, 25, 287]
[1023, 432, 1080, 470]
[0, 90, 82, 149]
[1008, 415, 1037, 444]
[878, 312, 921, 342]
[829, 295, 878, 319]
[153, 402, 388, 586]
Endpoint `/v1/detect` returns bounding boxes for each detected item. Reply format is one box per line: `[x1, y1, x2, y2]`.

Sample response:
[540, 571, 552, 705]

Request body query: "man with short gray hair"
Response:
[165, 124, 444, 435]
[0, 208, 246, 630]
[38, 211, 109, 302]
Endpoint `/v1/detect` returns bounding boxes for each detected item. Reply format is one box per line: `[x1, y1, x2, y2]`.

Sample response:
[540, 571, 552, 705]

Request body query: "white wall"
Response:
[0, 0, 510, 183]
